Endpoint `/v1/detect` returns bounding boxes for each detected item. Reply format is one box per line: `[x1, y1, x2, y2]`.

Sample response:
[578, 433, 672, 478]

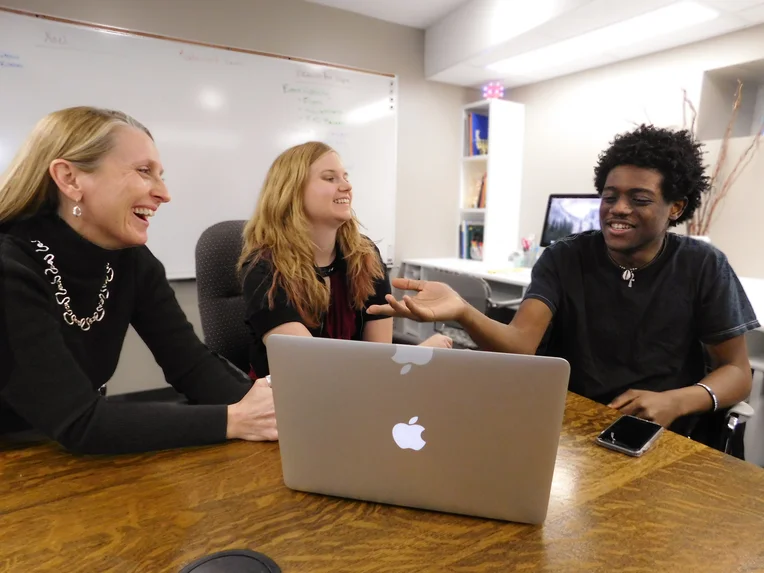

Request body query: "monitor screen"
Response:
[540, 194, 601, 247]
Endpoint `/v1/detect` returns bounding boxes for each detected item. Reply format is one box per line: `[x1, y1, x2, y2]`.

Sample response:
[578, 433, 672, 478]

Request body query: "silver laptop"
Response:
[267, 335, 570, 524]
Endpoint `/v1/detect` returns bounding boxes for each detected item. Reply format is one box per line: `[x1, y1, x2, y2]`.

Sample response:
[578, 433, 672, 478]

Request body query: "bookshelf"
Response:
[458, 99, 525, 267]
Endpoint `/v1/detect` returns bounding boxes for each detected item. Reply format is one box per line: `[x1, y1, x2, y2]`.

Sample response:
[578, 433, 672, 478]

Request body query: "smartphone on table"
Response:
[595, 415, 664, 457]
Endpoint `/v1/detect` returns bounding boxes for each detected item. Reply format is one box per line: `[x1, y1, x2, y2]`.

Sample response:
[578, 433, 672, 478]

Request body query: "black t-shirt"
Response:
[524, 231, 760, 407]
[242, 241, 391, 377]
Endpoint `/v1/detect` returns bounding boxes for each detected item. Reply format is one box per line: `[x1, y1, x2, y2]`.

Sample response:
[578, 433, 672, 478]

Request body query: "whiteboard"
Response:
[0, 9, 398, 278]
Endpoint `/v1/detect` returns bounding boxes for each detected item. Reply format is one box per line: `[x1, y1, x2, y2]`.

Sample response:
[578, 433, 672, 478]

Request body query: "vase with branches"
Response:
[682, 80, 763, 238]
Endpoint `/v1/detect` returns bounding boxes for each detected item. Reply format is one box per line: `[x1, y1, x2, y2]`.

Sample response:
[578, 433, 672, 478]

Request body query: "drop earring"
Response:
[72, 202, 82, 217]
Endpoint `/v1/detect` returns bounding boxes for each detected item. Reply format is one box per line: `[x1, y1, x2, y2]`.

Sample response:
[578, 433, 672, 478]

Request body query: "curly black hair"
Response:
[593, 124, 710, 226]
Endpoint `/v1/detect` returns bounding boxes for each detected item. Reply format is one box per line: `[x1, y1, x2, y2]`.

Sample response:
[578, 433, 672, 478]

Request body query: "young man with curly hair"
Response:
[369, 124, 760, 436]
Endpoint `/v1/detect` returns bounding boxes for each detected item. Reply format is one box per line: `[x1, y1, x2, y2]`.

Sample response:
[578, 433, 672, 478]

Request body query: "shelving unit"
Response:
[697, 61, 764, 140]
[458, 98, 525, 267]
[463, 154, 490, 163]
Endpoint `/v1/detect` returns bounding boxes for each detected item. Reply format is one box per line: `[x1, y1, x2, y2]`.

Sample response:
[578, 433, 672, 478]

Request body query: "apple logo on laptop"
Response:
[392, 416, 426, 451]
[391, 345, 434, 375]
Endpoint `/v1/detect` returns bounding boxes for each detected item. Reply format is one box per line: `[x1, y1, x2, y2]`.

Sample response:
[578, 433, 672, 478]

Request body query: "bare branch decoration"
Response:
[683, 80, 764, 237]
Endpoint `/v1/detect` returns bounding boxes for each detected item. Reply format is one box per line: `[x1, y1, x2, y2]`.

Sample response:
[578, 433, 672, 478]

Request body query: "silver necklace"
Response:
[606, 237, 666, 288]
[31, 239, 114, 331]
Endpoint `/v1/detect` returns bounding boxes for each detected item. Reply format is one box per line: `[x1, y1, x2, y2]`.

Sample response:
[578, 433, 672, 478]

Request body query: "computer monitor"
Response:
[540, 194, 601, 247]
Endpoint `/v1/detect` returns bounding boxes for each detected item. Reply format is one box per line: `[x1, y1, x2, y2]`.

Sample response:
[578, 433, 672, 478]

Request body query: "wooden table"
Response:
[2, 394, 764, 573]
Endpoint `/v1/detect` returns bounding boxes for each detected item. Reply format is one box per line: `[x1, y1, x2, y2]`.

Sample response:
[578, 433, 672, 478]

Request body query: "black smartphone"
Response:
[595, 415, 664, 457]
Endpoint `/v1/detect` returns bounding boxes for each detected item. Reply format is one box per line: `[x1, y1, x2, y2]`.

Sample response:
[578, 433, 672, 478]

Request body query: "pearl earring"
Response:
[72, 203, 82, 217]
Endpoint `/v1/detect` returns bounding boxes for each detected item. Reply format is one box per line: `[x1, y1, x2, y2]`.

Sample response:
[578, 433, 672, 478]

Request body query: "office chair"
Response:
[741, 331, 764, 463]
[745, 330, 764, 390]
[688, 344, 757, 459]
[419, 267, 522, 349]
[686, 400, 753, 459]
[195, 220, 251, 373]
[725, 401, 754, 455]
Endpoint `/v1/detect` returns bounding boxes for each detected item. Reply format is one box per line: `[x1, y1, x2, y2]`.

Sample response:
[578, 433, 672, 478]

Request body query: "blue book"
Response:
[470, 113, 489, 156]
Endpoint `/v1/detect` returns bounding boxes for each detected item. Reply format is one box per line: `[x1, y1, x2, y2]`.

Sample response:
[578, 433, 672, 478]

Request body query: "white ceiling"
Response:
[432, 0, 764, 87]
[303, 0, 764, 88]
[303, 0, 469, 29]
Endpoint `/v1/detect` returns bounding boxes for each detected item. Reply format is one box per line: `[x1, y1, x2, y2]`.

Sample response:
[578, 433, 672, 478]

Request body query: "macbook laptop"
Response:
[266, 335, 570, 524]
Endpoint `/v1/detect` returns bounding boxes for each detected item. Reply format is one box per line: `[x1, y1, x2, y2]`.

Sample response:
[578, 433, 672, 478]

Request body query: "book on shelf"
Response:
[464, 172, 488, 209]
[477, 172, 487, 208]
[459, 222, 484, 260]
[467, 112, 489, 156]
[464, 171, 487, 209]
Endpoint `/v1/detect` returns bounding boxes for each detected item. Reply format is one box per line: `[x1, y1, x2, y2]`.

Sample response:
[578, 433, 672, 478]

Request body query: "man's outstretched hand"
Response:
[366, 278, 466, 324]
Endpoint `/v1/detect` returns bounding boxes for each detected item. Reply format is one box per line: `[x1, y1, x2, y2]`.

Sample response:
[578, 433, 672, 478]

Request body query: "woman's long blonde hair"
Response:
[0, 106, 151, 223]
[238, 141, 384, 328]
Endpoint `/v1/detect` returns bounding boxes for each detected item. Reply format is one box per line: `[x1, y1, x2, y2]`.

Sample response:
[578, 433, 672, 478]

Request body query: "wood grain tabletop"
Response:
[2, 393, 763, 573]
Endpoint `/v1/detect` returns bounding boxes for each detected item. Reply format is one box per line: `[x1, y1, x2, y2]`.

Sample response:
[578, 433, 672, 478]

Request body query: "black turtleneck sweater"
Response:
[0, 214, 251, 454]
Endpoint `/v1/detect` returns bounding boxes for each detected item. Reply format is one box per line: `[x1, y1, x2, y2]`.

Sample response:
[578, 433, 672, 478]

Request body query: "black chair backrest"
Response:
[195, 220, 250, 373]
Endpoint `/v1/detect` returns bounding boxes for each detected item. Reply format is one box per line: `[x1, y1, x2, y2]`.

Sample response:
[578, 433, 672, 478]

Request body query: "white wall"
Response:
[0, 0, 471, 393]
[510, 24, 764, 278]
[753, 84, 764, 134]
[700, 137, 764, 276]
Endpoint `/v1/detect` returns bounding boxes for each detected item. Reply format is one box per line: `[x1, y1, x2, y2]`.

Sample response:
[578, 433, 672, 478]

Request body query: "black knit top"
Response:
[0, 214, 251, 454]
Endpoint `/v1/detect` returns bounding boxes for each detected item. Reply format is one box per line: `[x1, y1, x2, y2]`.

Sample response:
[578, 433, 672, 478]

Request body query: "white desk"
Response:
[402, 257, 532, 288]
[395, 258, 531, 343]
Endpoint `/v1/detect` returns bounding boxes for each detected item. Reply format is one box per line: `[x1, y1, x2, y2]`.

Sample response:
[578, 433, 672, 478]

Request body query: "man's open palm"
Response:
[366, 278, 466, 323]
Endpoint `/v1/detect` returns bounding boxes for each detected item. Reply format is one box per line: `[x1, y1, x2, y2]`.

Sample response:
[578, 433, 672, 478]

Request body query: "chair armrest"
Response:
[728, 401, 755, 421]
[488, 297, 524, 309]
[722, 401, 754, 455]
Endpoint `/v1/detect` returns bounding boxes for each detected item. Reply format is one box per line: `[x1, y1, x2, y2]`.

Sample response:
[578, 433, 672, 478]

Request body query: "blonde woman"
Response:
[0, 107, 276, 454]
[240, 142, 450, 379]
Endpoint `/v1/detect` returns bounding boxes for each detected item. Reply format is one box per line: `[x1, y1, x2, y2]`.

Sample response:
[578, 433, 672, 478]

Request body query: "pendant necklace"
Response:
[316, 263, 335, 277]
[606, 236, 666, 288]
